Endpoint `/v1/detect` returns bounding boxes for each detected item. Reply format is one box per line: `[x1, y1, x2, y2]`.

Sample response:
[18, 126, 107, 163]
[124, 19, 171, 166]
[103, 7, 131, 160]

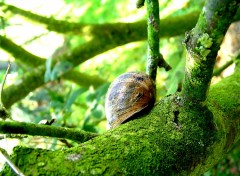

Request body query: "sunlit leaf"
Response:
[51, 61, 73, 80]
[44, 57, 53, 82]
[64, 87, 88, 110]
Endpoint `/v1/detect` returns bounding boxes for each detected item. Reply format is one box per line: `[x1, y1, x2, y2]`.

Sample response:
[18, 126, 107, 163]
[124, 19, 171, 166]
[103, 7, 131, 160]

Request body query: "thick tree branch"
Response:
[182, 0, 239, 102]
[1, 71, 239, 175]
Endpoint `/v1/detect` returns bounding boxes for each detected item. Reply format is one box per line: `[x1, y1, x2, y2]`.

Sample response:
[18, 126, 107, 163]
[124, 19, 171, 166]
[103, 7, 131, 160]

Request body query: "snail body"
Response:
[105, 72, 156, 129]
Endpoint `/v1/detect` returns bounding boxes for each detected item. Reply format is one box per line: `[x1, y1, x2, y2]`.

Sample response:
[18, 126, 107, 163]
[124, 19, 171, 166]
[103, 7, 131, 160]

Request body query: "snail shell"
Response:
[105, 72, 156, 129]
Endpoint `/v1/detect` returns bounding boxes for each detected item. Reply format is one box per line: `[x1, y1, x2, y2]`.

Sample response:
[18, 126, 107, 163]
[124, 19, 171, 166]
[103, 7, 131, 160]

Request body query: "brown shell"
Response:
[105, 72, 156, 128]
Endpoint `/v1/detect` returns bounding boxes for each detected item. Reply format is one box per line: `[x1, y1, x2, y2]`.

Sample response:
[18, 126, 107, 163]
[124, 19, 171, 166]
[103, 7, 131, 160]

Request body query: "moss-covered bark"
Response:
[1, 2, 199, 38]
[0, 120, 98, 143]
[0, 36, 44, 66]
[182, 0, 239, 103]
[146, 0, 160, 80]
[1, 70, 239, 175]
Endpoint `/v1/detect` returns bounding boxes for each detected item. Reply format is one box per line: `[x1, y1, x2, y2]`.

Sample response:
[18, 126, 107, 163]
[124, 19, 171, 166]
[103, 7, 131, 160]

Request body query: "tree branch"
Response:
[146, 0, 170, 81]
[212, 58, 235, 76]
[1, 2, 201, 38]
[1, 71, 239, 175]
[181, 0, 239, 103]
[2, 2, 240, 40]
[0, 35, 44, 66]
[0, 121, 98, 143]
[2, 65, 45, 109]
[62, 70, 106, 88]
[0, 35, 105, 88]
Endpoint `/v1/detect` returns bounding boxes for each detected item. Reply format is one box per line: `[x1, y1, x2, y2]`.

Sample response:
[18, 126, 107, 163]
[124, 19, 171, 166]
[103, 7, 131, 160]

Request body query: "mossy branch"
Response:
[63, 71, 106, 88]
[146, 0, 170, 81]
[0, 35, 105, 86]
[0, 121, 98, 143]
[181, 0, 239, 103]
[2, 2, 240, 40]
[1, 2, 201, 38]
[1, 2, 85, 34]
[1, 71, 239, 175]
[0, 35, 44, 66]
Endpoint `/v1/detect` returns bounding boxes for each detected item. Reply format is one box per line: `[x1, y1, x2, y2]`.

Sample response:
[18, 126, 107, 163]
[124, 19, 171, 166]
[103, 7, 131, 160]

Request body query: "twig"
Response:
[213, 54, 240, 76]
[0, 63, 11, 120]
[0, 63, 11, 107]
[213, 59, 234, 76]
[0, 121, 99, 143]
[0, 147, 25, 176]
[0, 134, 28, 139]
[22, 32, 49, 45]
[145, 0, 170, 81]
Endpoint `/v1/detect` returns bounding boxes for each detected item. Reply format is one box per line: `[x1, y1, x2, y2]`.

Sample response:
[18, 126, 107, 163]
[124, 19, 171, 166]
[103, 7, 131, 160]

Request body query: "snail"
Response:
[105, 72, 156, 129]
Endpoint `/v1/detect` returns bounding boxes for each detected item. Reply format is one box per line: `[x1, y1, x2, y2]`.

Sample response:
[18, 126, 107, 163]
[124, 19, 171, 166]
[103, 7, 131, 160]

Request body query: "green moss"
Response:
[1, 71, 239, 175]
[207, 72, 240, 151]
[195, 33, 213, 57]
[0, 93, 216, 175]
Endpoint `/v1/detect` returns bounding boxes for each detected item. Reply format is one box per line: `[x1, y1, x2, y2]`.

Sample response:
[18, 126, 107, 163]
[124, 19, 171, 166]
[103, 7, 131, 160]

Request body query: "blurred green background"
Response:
[0, 0, 239, 175]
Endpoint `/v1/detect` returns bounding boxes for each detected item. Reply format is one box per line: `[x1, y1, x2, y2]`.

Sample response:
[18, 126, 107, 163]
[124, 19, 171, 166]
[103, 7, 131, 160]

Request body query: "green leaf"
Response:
[91, 105, 103, 119]
[50, 61, 73, 80]
[64, 88, 88, 110]
[44, 57, 52, 82]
